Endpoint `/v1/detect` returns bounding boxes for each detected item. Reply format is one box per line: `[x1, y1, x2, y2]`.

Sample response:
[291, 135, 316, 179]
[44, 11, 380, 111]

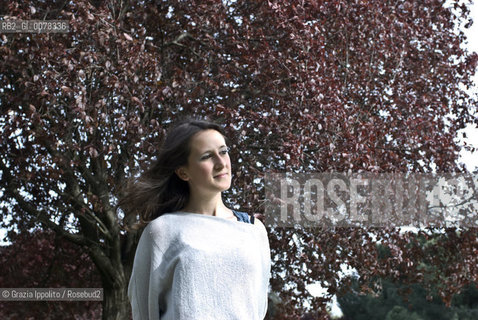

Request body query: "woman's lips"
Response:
[214, 173, 228, 178]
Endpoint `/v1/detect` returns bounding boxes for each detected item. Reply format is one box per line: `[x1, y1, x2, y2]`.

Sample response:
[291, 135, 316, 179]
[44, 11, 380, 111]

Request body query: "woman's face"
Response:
[177, 129, 231, 195]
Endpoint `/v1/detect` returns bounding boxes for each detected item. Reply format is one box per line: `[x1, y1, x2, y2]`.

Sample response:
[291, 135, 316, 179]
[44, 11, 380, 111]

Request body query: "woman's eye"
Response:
[201, 148, 228, 160]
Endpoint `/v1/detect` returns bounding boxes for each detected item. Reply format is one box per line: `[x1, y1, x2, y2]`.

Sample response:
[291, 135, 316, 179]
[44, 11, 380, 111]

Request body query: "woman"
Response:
[121, 118, 271, 320]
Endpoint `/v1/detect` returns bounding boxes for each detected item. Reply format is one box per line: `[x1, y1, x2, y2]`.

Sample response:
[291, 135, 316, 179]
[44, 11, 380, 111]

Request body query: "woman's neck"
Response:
[182, 192, 232, 218]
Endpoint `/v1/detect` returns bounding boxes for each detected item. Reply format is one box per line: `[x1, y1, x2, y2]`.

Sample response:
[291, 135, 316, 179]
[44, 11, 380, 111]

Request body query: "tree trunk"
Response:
[102, 278, 130, 320]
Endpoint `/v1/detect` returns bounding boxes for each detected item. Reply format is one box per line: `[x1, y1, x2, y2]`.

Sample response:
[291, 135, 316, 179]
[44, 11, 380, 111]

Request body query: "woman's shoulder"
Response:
[146, 211, 266, 233]
[143, 213, 181, 236]
[252, 215, 267, 233]
[139, 213, 189, 250]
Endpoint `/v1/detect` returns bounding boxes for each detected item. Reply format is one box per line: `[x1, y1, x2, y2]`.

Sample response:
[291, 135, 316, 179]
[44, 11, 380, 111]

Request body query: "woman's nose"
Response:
[214, 153, 226, 168]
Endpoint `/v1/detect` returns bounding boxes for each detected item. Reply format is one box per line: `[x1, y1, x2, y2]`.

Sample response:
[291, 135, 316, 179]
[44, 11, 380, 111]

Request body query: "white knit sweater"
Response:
[128, 212, 271, 320]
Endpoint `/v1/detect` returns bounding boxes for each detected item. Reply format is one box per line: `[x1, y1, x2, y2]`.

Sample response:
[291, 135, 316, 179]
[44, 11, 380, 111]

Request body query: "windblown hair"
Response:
[119, 118, 225, 229]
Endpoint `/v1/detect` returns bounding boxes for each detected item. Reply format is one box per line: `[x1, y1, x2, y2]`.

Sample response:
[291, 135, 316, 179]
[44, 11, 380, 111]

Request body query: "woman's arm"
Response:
[128, 225, 166, 320]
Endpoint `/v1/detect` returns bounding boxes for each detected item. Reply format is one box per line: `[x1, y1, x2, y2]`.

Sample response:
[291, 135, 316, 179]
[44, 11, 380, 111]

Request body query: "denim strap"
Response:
[232, 210, 253, 224]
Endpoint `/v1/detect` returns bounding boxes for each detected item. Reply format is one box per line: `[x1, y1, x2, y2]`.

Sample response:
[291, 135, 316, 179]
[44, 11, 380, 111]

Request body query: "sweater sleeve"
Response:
[128, 225, 166, 320]
[255, 218, 271, 319]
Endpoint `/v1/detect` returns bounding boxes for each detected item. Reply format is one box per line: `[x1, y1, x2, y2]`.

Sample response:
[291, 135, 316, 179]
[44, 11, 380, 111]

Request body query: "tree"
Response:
[337, 276, 478, 320]
[1, 0, 477, 318]
[336, 231, 478, 319]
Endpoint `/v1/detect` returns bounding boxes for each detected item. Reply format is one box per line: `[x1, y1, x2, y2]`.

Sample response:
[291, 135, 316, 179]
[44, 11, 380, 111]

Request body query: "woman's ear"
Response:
[175, 167, 190, 181]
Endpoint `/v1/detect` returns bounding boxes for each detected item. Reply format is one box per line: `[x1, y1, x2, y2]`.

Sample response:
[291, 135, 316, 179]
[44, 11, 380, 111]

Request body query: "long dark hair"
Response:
[119, 118, 226, 229]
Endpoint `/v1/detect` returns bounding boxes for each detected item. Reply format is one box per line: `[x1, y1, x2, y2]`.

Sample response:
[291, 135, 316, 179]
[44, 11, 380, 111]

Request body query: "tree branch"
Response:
[0, 156, 90, 246]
